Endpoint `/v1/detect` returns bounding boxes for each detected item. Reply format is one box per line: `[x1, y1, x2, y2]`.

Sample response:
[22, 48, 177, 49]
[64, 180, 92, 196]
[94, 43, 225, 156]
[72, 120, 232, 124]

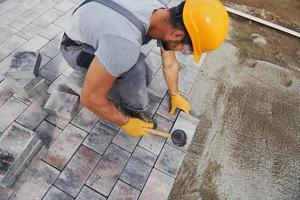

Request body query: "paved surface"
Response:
[0, 0, 201, 199]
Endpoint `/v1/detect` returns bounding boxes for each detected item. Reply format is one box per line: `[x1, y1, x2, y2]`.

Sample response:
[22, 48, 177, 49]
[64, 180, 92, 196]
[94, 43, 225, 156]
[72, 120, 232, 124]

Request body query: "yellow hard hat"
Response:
[183, 0, 229, 62]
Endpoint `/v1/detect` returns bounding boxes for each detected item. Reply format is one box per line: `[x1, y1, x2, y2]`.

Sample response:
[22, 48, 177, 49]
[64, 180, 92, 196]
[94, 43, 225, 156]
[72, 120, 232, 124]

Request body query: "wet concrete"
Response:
[169, 18, 300, 199]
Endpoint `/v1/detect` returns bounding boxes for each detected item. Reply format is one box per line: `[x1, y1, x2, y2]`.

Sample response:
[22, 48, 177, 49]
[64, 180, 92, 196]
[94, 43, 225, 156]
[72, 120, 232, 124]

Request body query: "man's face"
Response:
[162, 39, 193, 55]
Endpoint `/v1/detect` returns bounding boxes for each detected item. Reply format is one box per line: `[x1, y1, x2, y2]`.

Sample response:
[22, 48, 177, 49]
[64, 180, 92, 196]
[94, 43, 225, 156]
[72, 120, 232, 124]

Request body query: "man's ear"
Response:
[171, 29, 185, 41]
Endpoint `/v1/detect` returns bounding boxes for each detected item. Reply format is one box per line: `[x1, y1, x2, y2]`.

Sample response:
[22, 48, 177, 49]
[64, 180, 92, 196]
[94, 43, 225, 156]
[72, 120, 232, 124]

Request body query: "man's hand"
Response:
[169, 92, 191, 116]
[121, 117, 154, 137]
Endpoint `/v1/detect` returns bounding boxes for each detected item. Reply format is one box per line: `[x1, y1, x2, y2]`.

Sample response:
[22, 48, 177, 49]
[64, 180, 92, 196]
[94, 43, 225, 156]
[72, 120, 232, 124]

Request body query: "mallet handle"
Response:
[144, 128, 171, 138]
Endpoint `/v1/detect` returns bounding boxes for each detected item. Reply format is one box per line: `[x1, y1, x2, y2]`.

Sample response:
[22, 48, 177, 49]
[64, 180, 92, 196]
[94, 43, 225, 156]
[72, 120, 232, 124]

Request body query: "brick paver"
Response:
[0, 0, 202, 199]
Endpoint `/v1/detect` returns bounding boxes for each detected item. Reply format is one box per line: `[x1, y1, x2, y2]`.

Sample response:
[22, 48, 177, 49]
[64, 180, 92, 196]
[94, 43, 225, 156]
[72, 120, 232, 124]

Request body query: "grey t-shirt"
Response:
[65, 0, 167, 77]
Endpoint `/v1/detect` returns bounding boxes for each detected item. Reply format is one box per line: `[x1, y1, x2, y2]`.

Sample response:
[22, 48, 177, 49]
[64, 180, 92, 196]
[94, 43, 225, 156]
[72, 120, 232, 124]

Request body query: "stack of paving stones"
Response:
[0, 0, 205, 199]
[4, 51, 48, 101]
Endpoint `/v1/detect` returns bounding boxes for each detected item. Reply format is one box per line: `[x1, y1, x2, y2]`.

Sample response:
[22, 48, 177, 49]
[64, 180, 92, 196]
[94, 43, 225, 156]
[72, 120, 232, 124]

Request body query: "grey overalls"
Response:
[60, 0, 157, 111]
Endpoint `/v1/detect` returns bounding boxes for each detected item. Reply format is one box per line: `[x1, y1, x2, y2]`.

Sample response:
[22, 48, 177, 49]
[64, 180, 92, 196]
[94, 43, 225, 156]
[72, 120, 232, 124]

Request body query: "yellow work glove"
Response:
[121, 117, 154, 137]
[169, 92, 191, 116]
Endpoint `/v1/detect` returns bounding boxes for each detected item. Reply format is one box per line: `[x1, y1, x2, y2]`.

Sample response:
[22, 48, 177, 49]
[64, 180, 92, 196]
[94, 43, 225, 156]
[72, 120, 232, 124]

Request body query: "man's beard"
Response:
[161, 40, 172, 51]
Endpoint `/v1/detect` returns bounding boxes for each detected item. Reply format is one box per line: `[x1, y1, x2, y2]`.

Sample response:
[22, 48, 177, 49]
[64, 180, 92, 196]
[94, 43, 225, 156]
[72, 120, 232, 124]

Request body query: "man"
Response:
[60, 0, 228, 137]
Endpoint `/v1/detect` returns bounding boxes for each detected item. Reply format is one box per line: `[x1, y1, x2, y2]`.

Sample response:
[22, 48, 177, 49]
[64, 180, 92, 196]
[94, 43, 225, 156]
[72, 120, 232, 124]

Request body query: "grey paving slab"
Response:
[44, 91, 79, 119]
[145, 52, 162, 78]
[40, 54, 52, 69]
[71, 106, 99, 132]
[6, 51, 41, 79]
[13, 92, 32, 105]
[40, 35, 62, 58]
[154, 143, 185, 178]
[0, 25, 17, 44]
[36, 120, 62, 147]
[38, 23, 63, 40]
[0, 122, 42, 185]
[147, 92, 162, 117]
[44, 124, 87, 170]
[83, 122, 117, 155]
[0, 11, 18, 25]
[16, 94, 49, 130]
[32, 8, 64, 28]
[40, 54, 69, 81]
[33, 0, 58, 15]
[139, 114, 173, 155]
[98, 118, 120, 132]
[47, 74, 69, 94]
[43, 186, 74, 200]
[113, 129, 140, 153]
[76, 186, 106, 200]
[46, 112, 72, 129]
[139, 168, 174, 200]
[167, 112, 199, 152]
[148, 69, 168, 98]
[157, 94, 179, 122]
[55, 0, 76, 12]
[141, 39, 155, 56]
[0, 0, 20, 16]
[11, 0, 40, 16]
[108, 180, 140, 200]
[0, 80, 15, 106]
[0, 46, 11, 61]
[178, 66, 198, 95]
[0, 185, 13, 200]
[0, 35, 26, 53]
[18, 35, 49, 52]
[10, 10, 41, 30]
[10, 161, 60, 200]
[120, 146, 156, 190]
[86, 144, 130, 197]
[64, 70, 86, 95]
[0, 97, 27, 133]
[16, 23, 43, 40]
[175, 52, 203, 72]
[53, 10, 71, 28]
[55, 145, 100, 197]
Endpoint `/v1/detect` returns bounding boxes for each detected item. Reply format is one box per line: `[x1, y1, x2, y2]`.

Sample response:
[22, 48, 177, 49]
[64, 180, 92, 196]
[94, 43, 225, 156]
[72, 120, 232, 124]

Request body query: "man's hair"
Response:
[169, 1, 186, 30]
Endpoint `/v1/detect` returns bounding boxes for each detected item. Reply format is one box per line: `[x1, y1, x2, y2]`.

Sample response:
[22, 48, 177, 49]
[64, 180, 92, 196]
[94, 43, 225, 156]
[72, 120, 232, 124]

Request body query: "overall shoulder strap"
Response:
[72, 0, 147, 41]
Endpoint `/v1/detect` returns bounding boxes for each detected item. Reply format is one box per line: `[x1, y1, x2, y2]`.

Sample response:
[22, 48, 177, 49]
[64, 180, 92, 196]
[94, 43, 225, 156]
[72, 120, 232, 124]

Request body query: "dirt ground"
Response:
[222, 0, 300, 32]
[169, 8, 300, 200]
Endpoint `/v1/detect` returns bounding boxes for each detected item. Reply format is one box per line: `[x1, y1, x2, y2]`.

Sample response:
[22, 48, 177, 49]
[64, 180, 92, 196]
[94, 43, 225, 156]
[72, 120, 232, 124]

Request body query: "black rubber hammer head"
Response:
[171, 129, 187, 147]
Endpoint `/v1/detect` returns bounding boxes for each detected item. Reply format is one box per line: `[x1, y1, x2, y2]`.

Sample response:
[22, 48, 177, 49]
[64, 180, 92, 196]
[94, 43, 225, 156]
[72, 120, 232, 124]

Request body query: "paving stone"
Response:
[40, 54, 69, 81]
[0, 46, 11, 60]
[47, 74, 71, 94]
[36, 120, 62, 147]
[0, 97, 27, 133]
[32, 8, 64, 28]
[64, 70, 86, 95]
[55, 0, 76, 12]
[40, 35, 62, 58]
[0, 185, 13, 200]
[145, 52, 162, 77]
[44, 91, 79, 119]
[38, 23, 63, 40]
[108, 180, 140, 200]
[141, 39, 156, 56]
[154, 143, 185, 178]
[33, 0, 58, 15]
[44, 124, 87, 170]
[71, 106, 98, 132]
[10, 10, 41, 30]
[148, 69, 168, 98]
[0, 123, 42, 185]
[83, 122, 118, 155]
[151, 44, 161, 55]
[113, 129, 140, 153]
[120, 146, 156, 190]
[0, 0, 20, 16]
[55, 145, 100, 197]
[13, 92, 32, 105]
[167, 112, 199, 152]
[139, 168, 174, 200]
[6, 51, 41, 79]
[43, 186, 74, 200]
[98, 118, 120, 132]
[0, 11, 18, 25]
[86, 144, 130, 196]
[5, 75, 48, 100]
[0, 25, 17, 44]
[157, 95, 179, 122]
[11, 0, 40, 15]
[10, 161, 60, 200]
[62, 66, 75, 76]
[46, 113, 71, 129]
[53, 10, 71, 28]
[16, 23, 43, 40]
[0, 80, 15, 107]
[139, 114, 173, 155]
[1, 35, 26, 52]
[18, 35, 49, 52]
[76, 186, 106, 200]
[178, 66, 198, 95]
[16, 94, 49, 130]
[147, 92, 162, 117]
[40, 54, 52, 69]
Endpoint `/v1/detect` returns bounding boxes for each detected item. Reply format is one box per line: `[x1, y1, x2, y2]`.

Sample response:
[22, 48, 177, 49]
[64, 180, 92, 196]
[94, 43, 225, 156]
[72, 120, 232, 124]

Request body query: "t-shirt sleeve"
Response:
[94, 34, 141, 77]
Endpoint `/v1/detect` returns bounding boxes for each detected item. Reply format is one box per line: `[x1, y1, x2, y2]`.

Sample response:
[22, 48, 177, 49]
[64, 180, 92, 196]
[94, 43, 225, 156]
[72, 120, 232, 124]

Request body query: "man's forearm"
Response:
[81, 96, 128, 126]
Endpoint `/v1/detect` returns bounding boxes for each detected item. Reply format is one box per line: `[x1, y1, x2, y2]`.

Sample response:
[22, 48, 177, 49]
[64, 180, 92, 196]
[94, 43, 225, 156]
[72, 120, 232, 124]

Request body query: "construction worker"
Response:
[60, 0, 228, 137]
